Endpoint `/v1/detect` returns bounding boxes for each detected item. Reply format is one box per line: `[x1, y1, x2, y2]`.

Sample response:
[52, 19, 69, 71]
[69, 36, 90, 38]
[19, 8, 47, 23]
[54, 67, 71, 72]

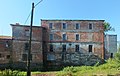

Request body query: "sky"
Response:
[0, 0, 120, 41]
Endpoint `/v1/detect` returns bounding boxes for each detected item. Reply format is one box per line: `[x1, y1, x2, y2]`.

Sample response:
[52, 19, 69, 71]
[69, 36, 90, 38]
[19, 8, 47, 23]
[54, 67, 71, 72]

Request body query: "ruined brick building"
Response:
[41, 20, 104, 68]
[0, 19, 117, 70]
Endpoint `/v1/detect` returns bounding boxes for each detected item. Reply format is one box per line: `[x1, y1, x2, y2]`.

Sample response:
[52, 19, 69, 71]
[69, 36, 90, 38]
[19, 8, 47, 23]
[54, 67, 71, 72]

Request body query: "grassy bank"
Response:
[1, 59, 120, 76]
[31, 59, 120, 76]
[56, 59, 120, 76]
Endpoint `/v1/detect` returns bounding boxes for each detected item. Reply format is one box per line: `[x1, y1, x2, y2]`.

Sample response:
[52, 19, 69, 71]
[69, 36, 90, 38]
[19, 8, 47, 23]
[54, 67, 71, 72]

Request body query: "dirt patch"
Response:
[32, 73, 56, 76]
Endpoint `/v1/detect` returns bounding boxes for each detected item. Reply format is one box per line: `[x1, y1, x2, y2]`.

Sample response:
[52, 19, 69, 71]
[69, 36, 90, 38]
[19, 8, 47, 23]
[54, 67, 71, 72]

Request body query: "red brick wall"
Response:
[0, 38, 12, 64]
[11, 24, 43, 63]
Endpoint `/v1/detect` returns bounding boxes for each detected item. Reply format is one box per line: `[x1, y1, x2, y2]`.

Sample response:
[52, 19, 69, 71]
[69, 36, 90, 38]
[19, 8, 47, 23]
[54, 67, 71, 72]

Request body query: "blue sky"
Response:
[0, 0, 120, 41]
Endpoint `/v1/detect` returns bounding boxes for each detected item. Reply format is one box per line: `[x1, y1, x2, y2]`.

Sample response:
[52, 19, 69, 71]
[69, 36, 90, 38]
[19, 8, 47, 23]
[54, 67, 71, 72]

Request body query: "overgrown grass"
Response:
[0, 69, 26, 76]
[56, 59, 120, 76]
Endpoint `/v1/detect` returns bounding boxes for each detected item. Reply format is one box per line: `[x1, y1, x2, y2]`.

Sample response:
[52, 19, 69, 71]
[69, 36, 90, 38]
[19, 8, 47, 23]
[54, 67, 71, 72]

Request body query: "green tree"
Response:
[104, 22, 114, 32]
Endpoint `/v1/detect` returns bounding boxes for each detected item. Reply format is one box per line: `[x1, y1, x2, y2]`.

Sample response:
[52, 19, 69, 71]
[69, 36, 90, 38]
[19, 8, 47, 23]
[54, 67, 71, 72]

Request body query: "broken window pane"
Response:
[75, 45, 79, 52]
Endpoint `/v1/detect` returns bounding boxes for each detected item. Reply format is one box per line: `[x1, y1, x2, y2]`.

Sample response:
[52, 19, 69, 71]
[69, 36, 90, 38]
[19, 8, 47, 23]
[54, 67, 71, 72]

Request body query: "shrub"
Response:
[115, 52, 120, 62]
[1, 69, 26, 76]
[97, 59, 119, 70]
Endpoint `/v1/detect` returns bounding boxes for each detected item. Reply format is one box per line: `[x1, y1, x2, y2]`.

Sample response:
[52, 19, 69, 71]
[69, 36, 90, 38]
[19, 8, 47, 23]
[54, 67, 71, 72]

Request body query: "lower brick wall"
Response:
[46, 53, 104, 70]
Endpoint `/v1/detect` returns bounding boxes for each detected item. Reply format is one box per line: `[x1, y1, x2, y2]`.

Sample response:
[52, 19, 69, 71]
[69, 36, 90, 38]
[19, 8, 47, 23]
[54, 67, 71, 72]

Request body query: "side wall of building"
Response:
[11, 24, 43, 70]
[105, 35, 117, 59]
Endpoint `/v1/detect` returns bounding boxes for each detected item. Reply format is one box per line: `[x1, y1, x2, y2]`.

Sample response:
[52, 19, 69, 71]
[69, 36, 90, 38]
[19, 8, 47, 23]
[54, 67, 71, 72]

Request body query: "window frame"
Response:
[49, 34, 54, 40]
[62, 33, 67, 40]
[62, 23, 67, 29]
[75, 23, 80, 29]
[25, 29, 30, 37]
[76, 34, 80, 40]
[88, 23, 93, 30]
[5, 41, 9, 48]
[49, 23, 53, 29]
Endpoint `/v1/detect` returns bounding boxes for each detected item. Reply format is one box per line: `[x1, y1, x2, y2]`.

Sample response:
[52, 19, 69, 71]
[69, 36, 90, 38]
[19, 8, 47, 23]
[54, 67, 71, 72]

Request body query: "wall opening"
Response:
[89, 45, 92, 52]
[75, 45, 79, 52]
[25, 43, 29, 50]
[0, 53, 1, 58]
[62, 44, 66, 60]
[89, 23, 93, 29]
[6, 55, 10, 59]
[49, 44, 53, 52]
[62, 44, 66, 52]
[110, 53, 113, 58]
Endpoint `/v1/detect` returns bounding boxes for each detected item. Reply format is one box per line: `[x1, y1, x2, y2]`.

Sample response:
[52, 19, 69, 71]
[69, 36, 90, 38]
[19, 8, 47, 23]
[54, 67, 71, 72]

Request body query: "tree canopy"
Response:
[104, 22, 114, 32]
